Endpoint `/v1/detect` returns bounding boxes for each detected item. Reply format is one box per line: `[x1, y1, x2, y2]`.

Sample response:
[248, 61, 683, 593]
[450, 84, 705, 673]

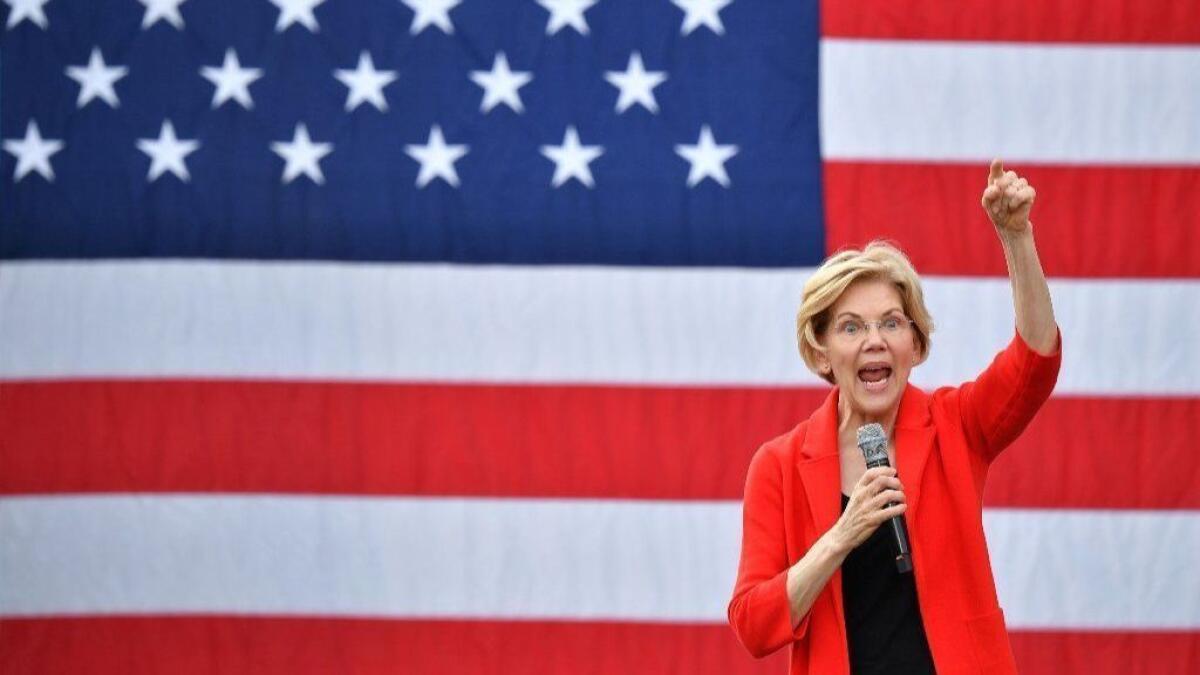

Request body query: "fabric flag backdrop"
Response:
[1, 0, 1198, 673]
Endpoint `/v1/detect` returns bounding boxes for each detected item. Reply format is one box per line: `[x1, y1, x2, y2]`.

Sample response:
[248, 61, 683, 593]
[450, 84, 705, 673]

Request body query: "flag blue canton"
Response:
[1, 0, 824, 266]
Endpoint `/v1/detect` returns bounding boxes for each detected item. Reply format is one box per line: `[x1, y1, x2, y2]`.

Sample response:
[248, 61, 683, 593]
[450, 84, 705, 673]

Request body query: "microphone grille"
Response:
[856, 423, 888, 463]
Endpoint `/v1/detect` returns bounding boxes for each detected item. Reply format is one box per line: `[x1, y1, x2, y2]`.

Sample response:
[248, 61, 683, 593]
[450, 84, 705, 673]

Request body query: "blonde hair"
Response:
[796, 241, 934, 383]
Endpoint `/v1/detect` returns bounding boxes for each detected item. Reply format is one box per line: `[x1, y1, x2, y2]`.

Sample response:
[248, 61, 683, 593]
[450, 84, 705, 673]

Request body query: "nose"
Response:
[862, 322, 888, 348]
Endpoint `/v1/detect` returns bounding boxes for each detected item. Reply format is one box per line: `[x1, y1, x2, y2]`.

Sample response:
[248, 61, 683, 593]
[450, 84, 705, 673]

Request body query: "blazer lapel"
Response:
[798, 388, 842, 548]
[893, 384, 935, 517]
[796, 388, 847, 634]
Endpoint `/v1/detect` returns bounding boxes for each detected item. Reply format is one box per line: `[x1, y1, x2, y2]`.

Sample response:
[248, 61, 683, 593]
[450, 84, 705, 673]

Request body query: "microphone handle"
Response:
[865, 456, 914, 574]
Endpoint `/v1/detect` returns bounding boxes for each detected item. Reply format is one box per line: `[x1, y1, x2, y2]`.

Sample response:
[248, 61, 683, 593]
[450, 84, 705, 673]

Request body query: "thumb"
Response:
[988, 158, 1004, 183]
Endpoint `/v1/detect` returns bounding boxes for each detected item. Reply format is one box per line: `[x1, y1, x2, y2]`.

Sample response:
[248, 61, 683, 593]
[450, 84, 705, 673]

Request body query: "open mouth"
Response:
[857, 365, 892, 393]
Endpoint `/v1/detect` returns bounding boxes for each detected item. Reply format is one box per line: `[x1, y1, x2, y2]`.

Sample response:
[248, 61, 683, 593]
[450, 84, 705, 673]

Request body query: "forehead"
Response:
[830, 278, 904, 315]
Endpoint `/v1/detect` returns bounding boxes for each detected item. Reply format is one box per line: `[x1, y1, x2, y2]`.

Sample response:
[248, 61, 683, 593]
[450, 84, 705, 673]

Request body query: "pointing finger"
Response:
[989, 158, 1004, 183]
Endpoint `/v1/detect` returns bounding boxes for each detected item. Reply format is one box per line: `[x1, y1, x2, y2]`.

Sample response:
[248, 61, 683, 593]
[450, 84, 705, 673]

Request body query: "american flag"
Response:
[1, 0, 1197, 673]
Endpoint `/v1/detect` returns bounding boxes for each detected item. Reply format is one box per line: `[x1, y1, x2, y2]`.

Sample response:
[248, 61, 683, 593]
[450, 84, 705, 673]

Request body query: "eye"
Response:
[882, 317, 902, 331]
[840, 320, 861, 335]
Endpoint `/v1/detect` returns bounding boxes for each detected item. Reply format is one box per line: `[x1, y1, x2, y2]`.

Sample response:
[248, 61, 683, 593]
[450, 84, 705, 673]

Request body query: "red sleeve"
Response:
[959, 327, 1063, 462]
[726, 445, 809, 658]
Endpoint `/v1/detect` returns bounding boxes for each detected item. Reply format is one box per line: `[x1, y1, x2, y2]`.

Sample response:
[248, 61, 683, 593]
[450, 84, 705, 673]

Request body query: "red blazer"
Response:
[728, 330, 1061, 674]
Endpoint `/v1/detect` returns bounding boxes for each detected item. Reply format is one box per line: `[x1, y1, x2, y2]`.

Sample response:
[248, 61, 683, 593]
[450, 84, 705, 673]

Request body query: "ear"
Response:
[807, 333, 830, 374]
[911, 335, 927, 367]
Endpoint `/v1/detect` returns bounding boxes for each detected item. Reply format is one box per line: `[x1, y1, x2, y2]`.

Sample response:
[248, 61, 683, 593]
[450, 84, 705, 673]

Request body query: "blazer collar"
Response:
[799, 384, 931, 455]
[797, 384, 936, 535]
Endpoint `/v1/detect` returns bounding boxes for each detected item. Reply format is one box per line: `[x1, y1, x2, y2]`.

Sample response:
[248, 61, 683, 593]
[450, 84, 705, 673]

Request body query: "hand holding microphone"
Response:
[830, 423, 914, 573]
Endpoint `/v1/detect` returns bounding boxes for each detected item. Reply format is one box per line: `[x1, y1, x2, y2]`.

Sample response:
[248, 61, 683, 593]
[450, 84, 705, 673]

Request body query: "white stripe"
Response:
[985, 508, 1200, 630]
[1, 496, 1196, 628]
[0, 495, 737, 621]
[821, 40, 1200, 164]
[1, 261, 1197, 395]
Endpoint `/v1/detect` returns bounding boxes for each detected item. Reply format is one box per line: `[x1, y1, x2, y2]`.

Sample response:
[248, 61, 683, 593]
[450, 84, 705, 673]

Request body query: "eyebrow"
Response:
[834, 308, 905, 320]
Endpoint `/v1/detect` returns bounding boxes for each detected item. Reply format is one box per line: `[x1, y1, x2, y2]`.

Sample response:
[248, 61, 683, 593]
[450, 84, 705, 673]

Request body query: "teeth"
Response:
[860, 375, 889, 391]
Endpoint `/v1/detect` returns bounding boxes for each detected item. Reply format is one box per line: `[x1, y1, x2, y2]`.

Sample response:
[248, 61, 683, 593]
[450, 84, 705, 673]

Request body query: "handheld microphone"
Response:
[856, 423, 913, 574]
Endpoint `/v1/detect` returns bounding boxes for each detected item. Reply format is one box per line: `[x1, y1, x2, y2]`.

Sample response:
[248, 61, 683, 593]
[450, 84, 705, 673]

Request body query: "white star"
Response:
[536, 0, 597, 35]
[334, 52, 397, 112]
[270, 123, 333, 184]
[671, 0, 733, 36]
[400, 0, 460, 35]
[138, 0, 185, 29]
[3, 120, 63, 182]
[469, 52, 532, 114]
[604, 52, 667, 114]
[674, 125, 737, 187]
[4, 0, 51, 29]
[137, 120, 200, 182]
[540, 126, 603, 188]
[269, 0, 324, 32]
[404, 125, 468, 188]
[200, 49, 263, 109]
[65, 47, 128, 109]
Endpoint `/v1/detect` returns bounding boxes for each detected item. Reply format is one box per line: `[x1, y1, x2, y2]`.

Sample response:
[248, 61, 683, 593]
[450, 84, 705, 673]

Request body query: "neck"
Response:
[836, 392, 900, 449]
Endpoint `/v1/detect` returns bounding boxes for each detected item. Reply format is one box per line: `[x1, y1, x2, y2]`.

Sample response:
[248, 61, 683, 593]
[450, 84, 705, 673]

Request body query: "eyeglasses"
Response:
[831, 315, 914, 343]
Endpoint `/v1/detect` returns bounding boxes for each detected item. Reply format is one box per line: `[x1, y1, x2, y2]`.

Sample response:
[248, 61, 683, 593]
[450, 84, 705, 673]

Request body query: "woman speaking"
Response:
[727, 160, 1061, 674]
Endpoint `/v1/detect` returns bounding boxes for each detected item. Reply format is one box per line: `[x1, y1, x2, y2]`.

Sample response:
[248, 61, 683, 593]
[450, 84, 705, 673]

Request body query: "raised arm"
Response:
[981, 159, 1058, 355]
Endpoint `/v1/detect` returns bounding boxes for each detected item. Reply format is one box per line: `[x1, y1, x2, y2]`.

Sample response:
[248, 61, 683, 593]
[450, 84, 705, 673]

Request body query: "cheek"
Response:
[829, 348, 855, 373]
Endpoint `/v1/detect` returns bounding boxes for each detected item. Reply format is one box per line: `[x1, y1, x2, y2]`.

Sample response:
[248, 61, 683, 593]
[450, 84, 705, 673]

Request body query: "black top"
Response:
[840, 493, 936, 674]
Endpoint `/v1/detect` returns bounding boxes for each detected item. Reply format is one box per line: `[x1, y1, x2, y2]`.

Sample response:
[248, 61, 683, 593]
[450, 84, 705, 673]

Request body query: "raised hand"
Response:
[981, 158, 1035, 235]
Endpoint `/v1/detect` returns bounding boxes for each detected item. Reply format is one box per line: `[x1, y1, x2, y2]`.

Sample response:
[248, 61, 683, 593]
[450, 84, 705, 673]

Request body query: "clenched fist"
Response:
[981, 158, 1035, 235]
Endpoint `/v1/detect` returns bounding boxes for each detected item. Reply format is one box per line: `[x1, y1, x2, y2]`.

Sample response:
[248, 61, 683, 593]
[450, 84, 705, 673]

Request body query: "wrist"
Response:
[996, 223, 1035, 248]
[820, 525, 851, 561]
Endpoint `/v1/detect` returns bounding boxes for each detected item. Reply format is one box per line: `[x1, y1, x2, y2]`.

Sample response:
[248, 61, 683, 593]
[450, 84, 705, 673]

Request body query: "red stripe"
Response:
[0, 617, 787, 675]
[1009, 630, 1200, 675]
[0, 380, 810, 499]
[2, 381, 1195, 509]
[820, 0, 1200, 44]
[1, 617, 1195, 675]
[823, 161, 1200, 278]
[982, 394, 1198, 509]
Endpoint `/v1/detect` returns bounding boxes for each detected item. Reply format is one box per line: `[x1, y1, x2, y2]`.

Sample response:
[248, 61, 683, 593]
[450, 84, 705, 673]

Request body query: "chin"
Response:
[846, 379, 905, 417]
[852, 396, 897, 418]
